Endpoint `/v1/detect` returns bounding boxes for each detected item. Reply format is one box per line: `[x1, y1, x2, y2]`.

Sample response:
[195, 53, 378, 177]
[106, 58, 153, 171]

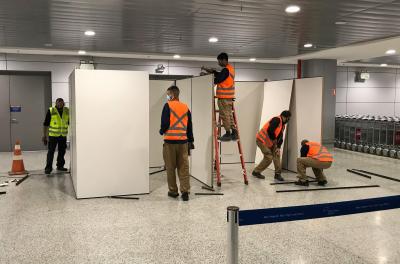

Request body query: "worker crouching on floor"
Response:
[296, 140, 334, 186]
[160, 85, 195, 201]
[201, 52, 237, 142]
[252, 110, 291, 181]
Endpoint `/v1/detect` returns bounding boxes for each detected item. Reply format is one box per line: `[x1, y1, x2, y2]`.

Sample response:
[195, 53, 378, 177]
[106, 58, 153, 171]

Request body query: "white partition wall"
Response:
[190, 75, 214, 187]
[69, 69, 149, 198]
[255, 80, 294, 167]
[149, 80, 174, 167]
[221, 81, 264, 163]
[286, 77, 323, 171]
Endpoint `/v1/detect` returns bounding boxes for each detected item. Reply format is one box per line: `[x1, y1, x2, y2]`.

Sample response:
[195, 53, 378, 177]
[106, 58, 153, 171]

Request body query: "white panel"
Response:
[69, 72, 77, 193]
[6, 61, 78, 82]
[347, 88, 395, 103]
[336, 71, 348, 88]
[336, 103, 347, 115]
[255, 80, 293, 168]
[70, 69, 149, 198]
[286, 78, 323, 172]
[0, 60, 6, 70]
[149, 80, 174, 167]
[190, 75, 213, 187]
[347, 72, 396, 88]
[175, 78, 192, 108]
[52, 82, 69, 102]
[221, 82, 264, 163]
[346, 103, 395, 116]
[335, 88, 347, 103]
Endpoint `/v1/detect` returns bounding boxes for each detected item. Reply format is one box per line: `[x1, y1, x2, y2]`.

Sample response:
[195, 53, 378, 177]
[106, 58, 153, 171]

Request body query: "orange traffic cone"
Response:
[8, 140, 28, 176]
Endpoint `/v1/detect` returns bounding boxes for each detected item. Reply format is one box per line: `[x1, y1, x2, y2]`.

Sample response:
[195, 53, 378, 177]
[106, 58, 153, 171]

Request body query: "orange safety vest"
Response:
[164, 100, 189, 141]
[216, 64, 235, 99]
[256, 116, 284, 148]
[306, 142, 334, 162]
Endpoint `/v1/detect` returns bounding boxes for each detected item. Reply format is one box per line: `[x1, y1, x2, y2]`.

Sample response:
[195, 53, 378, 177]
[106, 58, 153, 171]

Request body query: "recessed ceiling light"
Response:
[44, 43, 53, 47]
[78, 50, 86, 55]
[304, 43, 313, 48]
[285, 5, 300, 13]
[380, 63, 388, 67]
[209, 37, 218, 43]
[173, 54, 181, 59]
[84, 30, 96, 36]
[249, 58, 256, 62]
[385, 49, 396, 55]
[335, 21, 347, 25]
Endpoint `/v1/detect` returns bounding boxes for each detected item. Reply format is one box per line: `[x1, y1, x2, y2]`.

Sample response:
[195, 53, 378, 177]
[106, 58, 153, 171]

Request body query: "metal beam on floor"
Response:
[276, 185, 380, 193]
[353, 169, 400, 183]
[347, 169, 372, 179]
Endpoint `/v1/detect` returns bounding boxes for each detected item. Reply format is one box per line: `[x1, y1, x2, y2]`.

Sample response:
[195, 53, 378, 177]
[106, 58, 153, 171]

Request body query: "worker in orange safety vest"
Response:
[296, 140, 334, 186]
[202, 52, 237, 141]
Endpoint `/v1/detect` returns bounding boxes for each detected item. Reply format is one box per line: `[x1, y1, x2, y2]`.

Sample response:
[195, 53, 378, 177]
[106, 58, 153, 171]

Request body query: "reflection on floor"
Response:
[1, 148, 400, 264]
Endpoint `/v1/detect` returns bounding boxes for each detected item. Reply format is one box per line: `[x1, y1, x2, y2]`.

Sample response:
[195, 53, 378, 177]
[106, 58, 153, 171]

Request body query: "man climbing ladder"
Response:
[202, 53, 248, 187]
[202, 52, 237, 141]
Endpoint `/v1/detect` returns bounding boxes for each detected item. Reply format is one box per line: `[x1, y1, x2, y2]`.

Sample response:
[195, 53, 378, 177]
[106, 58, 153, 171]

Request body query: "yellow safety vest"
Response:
[48, 107, 69, 137]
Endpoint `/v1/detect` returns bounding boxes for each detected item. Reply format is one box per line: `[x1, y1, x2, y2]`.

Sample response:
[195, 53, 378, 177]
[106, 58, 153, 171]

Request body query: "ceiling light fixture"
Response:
[173, 54, 181, 59]
[380, 64, 388, 67]
[84, 30, 96, 36]
[249, 58, 256, 62]
[385, 49, 396, 55]
[78, 50, 86, 55]
[304, 43, 313, 48]
[335, 21, 347, 25]
[209, 37, 218, 43]
[285, 5, 300, 13]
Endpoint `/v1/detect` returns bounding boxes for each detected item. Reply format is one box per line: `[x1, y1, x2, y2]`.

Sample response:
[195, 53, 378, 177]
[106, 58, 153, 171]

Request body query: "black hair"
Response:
[217, 52, 229, 61]
[167, 85, 180, 97]
[56, 98, 64, 103]
[281, 110, 291, 118]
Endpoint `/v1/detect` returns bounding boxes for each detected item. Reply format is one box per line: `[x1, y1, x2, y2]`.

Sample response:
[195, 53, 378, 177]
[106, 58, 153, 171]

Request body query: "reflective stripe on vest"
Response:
[49, 107, 69, 137]
[256, 116, 284, 148]
[164, 101, 189, 141]
[306, 142, 334, 162]
[216, 64, 235, 99]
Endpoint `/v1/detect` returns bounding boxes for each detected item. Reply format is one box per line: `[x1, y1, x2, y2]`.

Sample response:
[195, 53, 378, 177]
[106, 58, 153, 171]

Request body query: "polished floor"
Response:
[1, 148, 400, 264]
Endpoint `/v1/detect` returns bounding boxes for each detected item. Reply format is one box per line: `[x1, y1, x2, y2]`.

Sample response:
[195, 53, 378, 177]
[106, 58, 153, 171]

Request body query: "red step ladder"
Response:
[213, 95, 248, 187]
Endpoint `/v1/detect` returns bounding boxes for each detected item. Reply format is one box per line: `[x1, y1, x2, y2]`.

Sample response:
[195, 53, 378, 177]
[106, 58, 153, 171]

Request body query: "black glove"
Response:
[189, 142, 195, 150]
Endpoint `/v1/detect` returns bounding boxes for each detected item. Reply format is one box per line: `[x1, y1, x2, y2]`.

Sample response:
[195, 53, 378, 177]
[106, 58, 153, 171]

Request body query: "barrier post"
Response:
[227, 206, 239, 264]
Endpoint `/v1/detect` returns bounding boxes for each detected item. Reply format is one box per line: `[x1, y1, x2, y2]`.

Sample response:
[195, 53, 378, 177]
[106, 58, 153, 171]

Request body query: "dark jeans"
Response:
[45, 136, 67, 171]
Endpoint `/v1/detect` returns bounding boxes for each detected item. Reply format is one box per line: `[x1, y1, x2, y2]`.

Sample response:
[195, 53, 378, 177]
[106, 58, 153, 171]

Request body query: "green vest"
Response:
[49, 107, 69, 137]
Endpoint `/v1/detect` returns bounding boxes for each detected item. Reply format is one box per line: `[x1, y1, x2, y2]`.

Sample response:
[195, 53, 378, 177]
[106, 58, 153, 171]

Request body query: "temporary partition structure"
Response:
[255, 80, 294, 167]
[177, 75, 214, 187]
[220, 81, 264, 164]
[286, 77, 323, 171]
[69, 69, 149, 198]
[149, 80, 174, 167]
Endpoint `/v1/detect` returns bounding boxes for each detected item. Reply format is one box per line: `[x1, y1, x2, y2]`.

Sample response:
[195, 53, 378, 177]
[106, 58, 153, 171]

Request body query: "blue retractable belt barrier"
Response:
[239, 195, 400, 226]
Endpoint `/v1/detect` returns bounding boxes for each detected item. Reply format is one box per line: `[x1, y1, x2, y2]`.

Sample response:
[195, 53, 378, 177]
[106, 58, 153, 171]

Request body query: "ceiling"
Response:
[351, 55, 400, 65]
[1, 0, 400, 59]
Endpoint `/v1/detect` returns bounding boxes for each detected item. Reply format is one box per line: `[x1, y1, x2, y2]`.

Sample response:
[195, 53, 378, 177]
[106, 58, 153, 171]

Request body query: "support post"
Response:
[227, 206, 239, 264]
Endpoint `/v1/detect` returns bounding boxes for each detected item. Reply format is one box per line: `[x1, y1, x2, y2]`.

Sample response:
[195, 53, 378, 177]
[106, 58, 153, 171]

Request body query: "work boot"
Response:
[295, 180, 309, 186]
[181, 192, 189, 201]
[45, 168, 52, 175]
[168, 191, 179, 198]
[274, 173, 284, 181]
[231, 129, 239, 141]
[252, 171, 265, 179]
[219, 131, 232, 142]
[57, 167, 68, 172]
[317, 180, 328, 186]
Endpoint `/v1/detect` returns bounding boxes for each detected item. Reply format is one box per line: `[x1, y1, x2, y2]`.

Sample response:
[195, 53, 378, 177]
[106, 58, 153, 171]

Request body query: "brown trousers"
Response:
[254, 139, 282, 174]
[217, 98, 234, 131]
[297, 157, 332, 182]
[163, 143, 190, 193]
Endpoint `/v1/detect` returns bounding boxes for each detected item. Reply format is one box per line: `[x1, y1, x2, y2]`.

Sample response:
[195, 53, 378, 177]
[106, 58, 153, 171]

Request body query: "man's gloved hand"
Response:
[189, 142, 195, 150]
[42, 136, 48, 146]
